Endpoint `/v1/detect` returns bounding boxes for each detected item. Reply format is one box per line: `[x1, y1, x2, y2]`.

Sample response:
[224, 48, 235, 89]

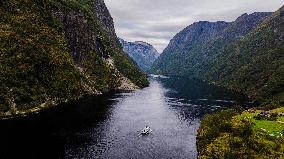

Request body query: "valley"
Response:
[0, 0, 283, 158]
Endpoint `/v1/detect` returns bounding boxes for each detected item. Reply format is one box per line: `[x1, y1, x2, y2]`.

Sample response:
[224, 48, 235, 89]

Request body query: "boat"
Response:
[141, 126, 151, 135]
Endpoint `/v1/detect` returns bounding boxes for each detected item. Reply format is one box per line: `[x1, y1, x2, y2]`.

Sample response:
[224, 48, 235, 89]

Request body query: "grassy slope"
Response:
[198, 107, 284, 159]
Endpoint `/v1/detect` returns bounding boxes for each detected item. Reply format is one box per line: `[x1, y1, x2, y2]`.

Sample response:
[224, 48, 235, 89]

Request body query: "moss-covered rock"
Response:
[0, 0, 148, 118]
[152, 6, 284, 102]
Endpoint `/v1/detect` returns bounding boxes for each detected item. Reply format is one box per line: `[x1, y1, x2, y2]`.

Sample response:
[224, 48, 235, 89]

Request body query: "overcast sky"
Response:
[105, 0, 283, 53]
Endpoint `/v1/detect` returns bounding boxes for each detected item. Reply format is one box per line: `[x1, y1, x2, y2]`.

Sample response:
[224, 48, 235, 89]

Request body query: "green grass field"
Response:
[234, 107, 284, 137]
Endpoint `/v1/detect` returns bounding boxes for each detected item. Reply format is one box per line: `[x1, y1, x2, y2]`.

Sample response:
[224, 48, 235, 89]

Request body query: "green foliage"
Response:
[0, 0, 85, 111]
[152, 9, 284, 102]
[204, 16, 284, 100]
[254, 113, 278, 121]
[52, 0, 149, 88]
[0, 0, 148, 115]
[112, 48, 149, 88]
[81, 51, 119, 92]
[197, 109, 238, 154]
[198, 107, 284, 159]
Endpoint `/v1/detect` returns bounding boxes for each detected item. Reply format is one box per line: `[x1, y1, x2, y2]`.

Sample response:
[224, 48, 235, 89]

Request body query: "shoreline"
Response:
[0, 88, 138, 121]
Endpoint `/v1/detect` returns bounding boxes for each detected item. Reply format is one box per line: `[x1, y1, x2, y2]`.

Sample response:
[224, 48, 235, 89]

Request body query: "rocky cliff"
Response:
[201, 8, 284, 101]
[196, 7, 284, 159]
[151, 11, 284, 101]
[119, 38, 159, 72]
[0, 0, 148, 118]
[152, 12, 271, 76]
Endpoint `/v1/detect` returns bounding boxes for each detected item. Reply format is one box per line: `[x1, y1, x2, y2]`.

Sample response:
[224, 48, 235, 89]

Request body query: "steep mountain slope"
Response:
[119, 38, 159, 72]
[151, 11, 284, 100]
[152, 21, 230, 75]
[0, 0, 148, 117]
[152, 12, 271, 76]
[197, 7, 284, 158]
[200, 7, 284, 100]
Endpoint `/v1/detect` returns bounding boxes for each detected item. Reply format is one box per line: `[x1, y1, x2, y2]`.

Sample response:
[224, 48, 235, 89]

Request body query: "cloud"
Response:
[105, 0, 284, 53]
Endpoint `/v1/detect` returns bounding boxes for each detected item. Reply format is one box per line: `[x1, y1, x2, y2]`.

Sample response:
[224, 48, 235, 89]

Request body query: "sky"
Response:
[104, 0, 284, 53]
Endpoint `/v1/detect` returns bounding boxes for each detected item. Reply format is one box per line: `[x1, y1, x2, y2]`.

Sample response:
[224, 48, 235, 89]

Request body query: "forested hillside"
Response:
[0, 0, 148, 118]
[152, 9, 284, 101]
[199, 7, 284, 101]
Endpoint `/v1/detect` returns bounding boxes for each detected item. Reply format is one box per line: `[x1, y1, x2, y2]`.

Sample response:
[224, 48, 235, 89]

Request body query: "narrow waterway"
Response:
[0, 76, 249, 159]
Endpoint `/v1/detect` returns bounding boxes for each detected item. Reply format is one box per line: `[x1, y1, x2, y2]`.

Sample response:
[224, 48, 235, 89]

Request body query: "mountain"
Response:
[152, 12, 272, 76]
[0, 0, 148, 118]
[197, 7, 284, 159]
[199, 8, 284, 101]
[119, 38, 159, 72]
[152, 21, 230, 75]
[151, 11, 284, 101]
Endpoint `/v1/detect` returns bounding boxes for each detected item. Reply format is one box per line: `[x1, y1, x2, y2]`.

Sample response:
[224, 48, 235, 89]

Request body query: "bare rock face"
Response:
[52, 10, 105, 62]
[221, 12, 273, 43]
[95, 0, 117, 39]
[50, 1, 114, 63]
[49, 0, 148, 89]
[152, 12, 272, 76]
[119, 38, 160, 72]
[281, 10, 284, 17]
[163, 21, 230, 54]
[152, 7, 284, 99]
[0, 0, 148, 117]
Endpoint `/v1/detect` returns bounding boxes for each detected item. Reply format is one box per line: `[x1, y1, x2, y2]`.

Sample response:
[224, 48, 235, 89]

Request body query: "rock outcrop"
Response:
[152, 12, 272, 76]
[151, 11, 284, 101]
[0, 0, 148, 118]
[120, 38, 159, 72]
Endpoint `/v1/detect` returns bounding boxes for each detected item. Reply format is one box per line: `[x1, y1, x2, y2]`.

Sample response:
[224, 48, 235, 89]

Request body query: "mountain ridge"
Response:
[120, 38, 159, 72]
[151, 10, 283, 101]
[0, 0, 148, 118]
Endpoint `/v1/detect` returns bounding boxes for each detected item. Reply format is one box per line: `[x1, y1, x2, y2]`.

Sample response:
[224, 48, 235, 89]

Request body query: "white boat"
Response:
[141, 126, 151, 135]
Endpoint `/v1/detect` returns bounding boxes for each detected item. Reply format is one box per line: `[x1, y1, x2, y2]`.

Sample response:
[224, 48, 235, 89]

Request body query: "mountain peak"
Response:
[235, 12, 272, 22]
[120, 38, 159, 72]
[280, 6, 284, 16]
[134, 41, 153, 47]
[152, 11, 274, 77]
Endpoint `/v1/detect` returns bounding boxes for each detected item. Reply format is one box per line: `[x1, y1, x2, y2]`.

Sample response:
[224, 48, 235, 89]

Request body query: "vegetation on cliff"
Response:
[193, 6, 284, 158]
[0, 0, 148, 117]
[199, 7, 284, 101]
[148, 5, 284, 159]
[151, 8, 283, 102]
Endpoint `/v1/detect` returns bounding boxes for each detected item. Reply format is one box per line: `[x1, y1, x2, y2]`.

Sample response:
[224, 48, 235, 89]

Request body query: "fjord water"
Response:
[0, 76, 248, 159]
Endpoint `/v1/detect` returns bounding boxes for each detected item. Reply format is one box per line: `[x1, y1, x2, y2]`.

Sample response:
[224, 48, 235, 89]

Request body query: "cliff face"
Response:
[163, 21, 230, 54]
[95, 0, 117, 40]
[119, 38, 159, 72]
[152, 12, 271, 76]
[0, 0, 148, 118]
[151, 11, 284, 101]
[203, 8, 284, 100]
[197, 7, 284, 159]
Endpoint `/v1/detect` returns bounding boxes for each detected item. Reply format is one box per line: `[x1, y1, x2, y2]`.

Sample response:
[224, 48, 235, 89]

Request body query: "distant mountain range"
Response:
[151, 8, 284, 101]
[119, 39, 159, 72]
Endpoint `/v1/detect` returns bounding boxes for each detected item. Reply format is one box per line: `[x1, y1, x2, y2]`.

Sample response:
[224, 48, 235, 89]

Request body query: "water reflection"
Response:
[0, 77, 249, 159]
[158, 76, 248, 118]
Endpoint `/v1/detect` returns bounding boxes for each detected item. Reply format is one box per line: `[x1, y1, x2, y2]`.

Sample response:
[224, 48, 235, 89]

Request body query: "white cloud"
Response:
[105, 0, 284, 53]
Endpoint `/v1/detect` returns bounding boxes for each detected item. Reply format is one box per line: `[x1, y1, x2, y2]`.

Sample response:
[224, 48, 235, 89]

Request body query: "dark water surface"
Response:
[0, 76, 249, 159]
